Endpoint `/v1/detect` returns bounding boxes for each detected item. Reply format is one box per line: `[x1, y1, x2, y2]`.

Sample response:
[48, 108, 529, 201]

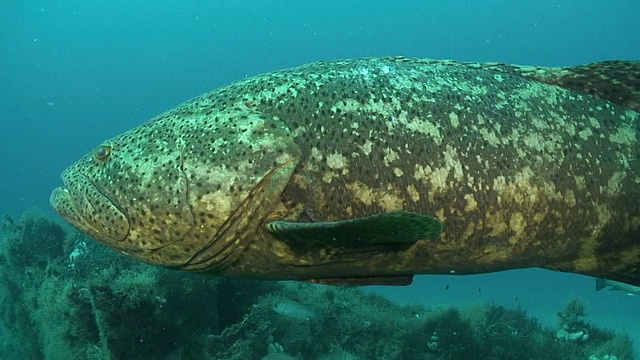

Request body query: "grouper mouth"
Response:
[50, 156, 299, 270]
[50, 169, 130, 244]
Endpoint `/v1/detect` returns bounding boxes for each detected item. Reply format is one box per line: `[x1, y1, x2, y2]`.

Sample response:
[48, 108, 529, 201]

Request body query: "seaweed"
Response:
[0, 212, 278, 360]
[400, 307, 479, 359]
[557, 298, 588, 334]
[475, 304, 552, 360]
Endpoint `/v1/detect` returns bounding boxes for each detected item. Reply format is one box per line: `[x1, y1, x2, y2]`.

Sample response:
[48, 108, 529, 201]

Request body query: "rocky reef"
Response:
[0, 212, 635, 360]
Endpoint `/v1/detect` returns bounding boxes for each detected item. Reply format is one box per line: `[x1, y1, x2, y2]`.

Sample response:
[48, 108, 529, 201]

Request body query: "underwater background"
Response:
[1, 1, 639, 359]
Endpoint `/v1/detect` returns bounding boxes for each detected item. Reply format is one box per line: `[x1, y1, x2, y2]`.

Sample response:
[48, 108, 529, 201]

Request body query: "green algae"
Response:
[0, 212, 635, 360]
[0, 211, 277, 359]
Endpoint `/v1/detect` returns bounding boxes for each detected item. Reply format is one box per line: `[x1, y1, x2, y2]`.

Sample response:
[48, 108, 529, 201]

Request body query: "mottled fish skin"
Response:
[51, 57, 640, 286]
[475, 60, 640, 112]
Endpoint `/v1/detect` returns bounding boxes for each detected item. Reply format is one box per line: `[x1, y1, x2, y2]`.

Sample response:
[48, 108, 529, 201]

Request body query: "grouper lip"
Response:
[51, 170, 130, 243]
[50, 185, 106, 241]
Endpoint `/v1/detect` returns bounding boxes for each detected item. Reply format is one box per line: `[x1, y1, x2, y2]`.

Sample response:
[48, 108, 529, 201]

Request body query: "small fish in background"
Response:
[272, 299, 319, 321]
[595, 278, 640, 296]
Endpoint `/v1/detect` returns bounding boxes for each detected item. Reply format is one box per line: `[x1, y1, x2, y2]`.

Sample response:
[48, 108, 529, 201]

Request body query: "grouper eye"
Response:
[93, 145, 112, 161]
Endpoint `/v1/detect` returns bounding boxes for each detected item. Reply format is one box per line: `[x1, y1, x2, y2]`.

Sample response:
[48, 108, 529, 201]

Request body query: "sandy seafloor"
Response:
[1, 0, 639, 358]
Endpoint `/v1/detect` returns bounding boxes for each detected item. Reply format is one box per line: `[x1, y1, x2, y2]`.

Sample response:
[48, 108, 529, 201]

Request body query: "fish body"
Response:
[262, 343, 302, 360]
[272, 299, 319, 321]
[51, 57, 640, 286]
[595, 278, 640, 296]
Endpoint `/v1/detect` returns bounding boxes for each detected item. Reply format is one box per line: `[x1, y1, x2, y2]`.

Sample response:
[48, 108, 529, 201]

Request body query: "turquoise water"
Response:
[1, 1, 639, 359]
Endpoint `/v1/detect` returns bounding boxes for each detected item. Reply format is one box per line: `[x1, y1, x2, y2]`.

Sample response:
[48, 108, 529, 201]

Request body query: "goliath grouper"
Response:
[50, 57, 640, 286]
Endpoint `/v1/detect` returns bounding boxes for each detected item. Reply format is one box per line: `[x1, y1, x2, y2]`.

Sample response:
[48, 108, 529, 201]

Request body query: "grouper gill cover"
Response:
[50, 57, 640, 286]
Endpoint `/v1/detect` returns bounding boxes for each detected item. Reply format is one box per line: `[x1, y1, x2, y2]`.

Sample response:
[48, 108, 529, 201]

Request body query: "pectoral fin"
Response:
[265, 210, 442, 247]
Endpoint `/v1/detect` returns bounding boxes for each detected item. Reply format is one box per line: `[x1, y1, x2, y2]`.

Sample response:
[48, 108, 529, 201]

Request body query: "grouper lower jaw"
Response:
[50, 187, 88, 233]
[50, 184, 130, 245]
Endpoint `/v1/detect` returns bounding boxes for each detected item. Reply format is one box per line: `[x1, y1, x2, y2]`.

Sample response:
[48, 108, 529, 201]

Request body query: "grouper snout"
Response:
[50, 100, 301, 270]
[50, 166, 130, 244]
[49, 138, 199, 265]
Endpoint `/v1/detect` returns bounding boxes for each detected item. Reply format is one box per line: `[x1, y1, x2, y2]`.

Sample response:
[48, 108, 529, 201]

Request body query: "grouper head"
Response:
[50, 97, 300, 271]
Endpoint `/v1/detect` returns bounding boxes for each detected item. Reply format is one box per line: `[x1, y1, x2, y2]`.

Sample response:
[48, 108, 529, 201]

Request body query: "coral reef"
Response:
[0, 212, 636, 360]
[0, 211, 277, 359]
[555, 298, 635, 360]
[556, 298, 590, 342]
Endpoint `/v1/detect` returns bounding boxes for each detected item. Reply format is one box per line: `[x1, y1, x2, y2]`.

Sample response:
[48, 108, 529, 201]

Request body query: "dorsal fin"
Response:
[595, 278, 607, 291]
[475, 60, 640, 111]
